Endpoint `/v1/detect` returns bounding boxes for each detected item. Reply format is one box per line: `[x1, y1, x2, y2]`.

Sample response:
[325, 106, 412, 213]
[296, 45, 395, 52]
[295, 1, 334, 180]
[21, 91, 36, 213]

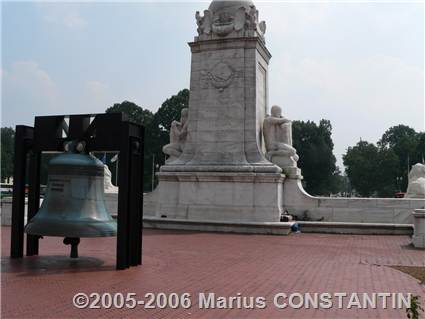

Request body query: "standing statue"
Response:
[263, 105, 300, 177]
[162, 108, 189, 163]
[405, 163, 425, 198]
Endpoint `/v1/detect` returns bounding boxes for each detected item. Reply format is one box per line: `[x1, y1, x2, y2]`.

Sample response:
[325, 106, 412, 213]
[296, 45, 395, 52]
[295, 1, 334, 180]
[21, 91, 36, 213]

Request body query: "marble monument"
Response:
[154, 0, 285, 222]
[143, 0, 425, 232]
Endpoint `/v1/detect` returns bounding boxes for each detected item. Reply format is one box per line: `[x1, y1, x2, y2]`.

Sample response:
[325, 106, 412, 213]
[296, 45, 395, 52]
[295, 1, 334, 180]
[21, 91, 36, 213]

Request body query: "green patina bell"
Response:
[25, 141, 117, 257]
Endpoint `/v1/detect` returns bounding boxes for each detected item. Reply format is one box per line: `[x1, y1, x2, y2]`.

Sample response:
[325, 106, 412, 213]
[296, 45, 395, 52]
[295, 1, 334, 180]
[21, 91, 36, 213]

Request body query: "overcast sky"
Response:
[2, 1, 424, 168]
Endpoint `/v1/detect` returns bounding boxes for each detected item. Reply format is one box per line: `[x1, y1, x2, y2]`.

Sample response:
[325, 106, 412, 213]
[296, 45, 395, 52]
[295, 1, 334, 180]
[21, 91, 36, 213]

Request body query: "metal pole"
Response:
[116, 123, 131, 270]
[11, 126, 32, 258]
[27, 150, 41, 256]
[151, 154, 155, 192]
[115, 156, 119, 186]
[407, 154, 410, 183]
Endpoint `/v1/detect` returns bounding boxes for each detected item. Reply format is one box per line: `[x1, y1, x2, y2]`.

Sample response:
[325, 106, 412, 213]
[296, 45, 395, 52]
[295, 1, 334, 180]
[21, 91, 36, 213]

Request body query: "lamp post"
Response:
[396, 176, 403, 192]
[110, 153, 119, 186]
[151, 154, 155, 192]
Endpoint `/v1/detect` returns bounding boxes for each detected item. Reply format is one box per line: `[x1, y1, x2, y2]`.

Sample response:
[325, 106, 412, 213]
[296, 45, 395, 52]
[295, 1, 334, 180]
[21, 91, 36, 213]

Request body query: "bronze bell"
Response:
[25, 141, 117, 257]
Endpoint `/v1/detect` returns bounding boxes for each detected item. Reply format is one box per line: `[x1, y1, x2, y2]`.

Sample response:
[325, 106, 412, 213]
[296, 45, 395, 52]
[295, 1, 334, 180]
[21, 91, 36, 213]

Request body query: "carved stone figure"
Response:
[196, 10, 212, 35]
[263, 105, 299, 174]
[195, 1, 266, 41]
[195, 11, 203, 33]
[246, 5, 258, 30]
[104, 164, 118, 193]
[405, 163, 425, 198]
[162, 108, 189, 163]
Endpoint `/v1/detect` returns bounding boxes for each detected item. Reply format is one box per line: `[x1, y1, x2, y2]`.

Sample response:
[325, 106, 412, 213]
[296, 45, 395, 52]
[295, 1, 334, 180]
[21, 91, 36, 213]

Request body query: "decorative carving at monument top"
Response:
[195, 0, 266, 42]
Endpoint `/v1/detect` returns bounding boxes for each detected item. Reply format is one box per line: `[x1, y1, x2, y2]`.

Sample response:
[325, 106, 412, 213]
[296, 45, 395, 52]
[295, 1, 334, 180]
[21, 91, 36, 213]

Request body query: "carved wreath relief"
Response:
[205, 62, 234, 91]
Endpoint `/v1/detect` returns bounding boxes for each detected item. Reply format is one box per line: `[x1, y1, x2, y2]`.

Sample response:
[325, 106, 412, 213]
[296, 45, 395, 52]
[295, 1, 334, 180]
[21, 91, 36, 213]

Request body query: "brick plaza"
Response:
[1, 227, 424, 318]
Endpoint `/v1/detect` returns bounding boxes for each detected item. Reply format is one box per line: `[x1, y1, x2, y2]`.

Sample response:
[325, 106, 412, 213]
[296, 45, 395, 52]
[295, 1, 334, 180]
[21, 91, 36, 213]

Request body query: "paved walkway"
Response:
[1, 227, 424, 318]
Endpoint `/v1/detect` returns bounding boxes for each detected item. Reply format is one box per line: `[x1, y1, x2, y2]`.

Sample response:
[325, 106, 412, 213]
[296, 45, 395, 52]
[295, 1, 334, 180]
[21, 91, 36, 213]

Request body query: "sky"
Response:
[1, 1, 424, 168]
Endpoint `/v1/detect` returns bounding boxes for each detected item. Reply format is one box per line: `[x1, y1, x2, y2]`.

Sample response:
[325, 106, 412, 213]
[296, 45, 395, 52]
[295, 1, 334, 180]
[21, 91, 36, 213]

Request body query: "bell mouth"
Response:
[25, 219, 117, 238]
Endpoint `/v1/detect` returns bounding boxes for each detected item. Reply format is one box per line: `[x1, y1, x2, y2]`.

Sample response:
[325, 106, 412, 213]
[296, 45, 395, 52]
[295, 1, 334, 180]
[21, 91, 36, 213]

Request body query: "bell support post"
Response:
[10, 113, 144, 270]
[26, 148, 41, 256]
[10, 126, 35, 258]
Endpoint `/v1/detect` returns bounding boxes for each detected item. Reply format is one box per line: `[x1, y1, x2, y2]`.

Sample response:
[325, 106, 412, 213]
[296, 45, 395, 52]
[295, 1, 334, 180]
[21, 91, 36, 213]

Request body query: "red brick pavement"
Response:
[1, 227, 424, 319]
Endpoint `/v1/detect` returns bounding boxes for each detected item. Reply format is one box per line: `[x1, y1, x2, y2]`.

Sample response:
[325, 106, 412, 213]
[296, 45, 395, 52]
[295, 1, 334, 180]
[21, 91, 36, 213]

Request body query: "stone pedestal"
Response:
[412, 209, 425, 248]
[276, 163, 302, 180]
[155, 172, 284, 222]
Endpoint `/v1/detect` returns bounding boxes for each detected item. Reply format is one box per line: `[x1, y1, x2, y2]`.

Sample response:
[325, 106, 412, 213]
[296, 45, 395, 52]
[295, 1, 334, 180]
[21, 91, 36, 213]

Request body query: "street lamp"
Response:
[396, 176, 403, 192]
[151, 154, 155, 192]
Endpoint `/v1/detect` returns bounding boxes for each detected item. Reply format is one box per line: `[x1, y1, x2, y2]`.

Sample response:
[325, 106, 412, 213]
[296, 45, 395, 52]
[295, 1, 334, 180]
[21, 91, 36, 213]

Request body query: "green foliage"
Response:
[1, 127, 15, 182]
[151, 89, 190, 165]
[375, 148, 400, 196]
[292, 119, 341, 195]
[105, 90, 189, 191]
[153, 89, 189, 132]
[343, 141, 379, 197]
[378, 125, 421, 191]
[417, 132, 425, 163]
[406, 295, 423, 319]
[106, 100, 154, 127]
[344, 125, 424, 197]
[343, 141, 399, 197]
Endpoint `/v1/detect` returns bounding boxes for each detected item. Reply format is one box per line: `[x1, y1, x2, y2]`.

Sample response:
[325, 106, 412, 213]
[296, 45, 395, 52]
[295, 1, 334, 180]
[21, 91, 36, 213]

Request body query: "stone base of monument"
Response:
[282, 178, 425, 225]
[143, 217, 294, 235]
[297, 221, 413, 235]
[265, 154, 301, 179]
[104, 192, 119, 215]
[152, 172, 284, 222]
[1, 197, 14, 226]
[281, 167, 302, 179]
[412, 209, 425, 249]
[1, 197, 28, 226]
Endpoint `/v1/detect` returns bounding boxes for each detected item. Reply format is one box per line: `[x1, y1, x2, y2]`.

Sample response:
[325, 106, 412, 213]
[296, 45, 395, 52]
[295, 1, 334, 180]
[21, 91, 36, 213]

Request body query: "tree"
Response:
[151, 89, 190, 167]
[153, 89, 189, 132]
[1, 127, 15, 183]
[416, 132, 425, 164]
[105, 90, 190, 191]
[106, 101, 155, 191]
[292, 119, 340, 195]
[343, 141, 380, 197]
[374, 148, 399, 197]
[343, 140, 399, 197]
[378, 125, 420, 191]
[106, 101, 154, 127]
[344, 125, 425, 197]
